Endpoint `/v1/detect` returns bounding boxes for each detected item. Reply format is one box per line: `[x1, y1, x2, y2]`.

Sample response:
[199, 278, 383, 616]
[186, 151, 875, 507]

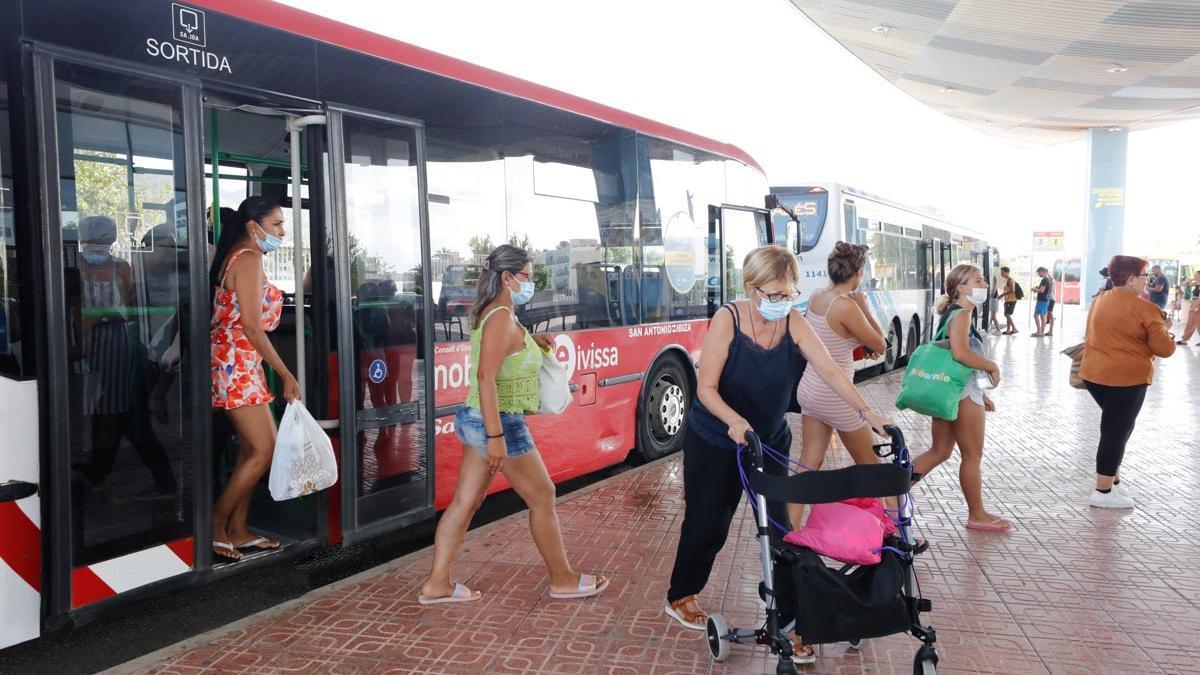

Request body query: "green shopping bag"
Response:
[894, 308, 974, 421]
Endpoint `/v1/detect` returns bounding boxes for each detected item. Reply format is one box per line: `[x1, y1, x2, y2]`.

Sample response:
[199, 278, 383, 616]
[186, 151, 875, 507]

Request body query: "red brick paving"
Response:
[120, 309, 1200, 674]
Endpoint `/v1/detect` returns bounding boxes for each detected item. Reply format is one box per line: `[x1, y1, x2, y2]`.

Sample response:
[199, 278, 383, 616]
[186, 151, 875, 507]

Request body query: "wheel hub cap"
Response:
[659, 383, 685, 436]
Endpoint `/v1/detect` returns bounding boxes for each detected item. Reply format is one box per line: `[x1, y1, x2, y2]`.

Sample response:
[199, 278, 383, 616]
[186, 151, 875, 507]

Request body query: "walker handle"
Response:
[872, 425, 905, 459]
[743, 429, 762, 454]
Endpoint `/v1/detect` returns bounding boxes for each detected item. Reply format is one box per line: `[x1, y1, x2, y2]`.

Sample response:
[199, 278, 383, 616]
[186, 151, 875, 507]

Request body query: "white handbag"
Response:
[270, 401, 338, 500]
[537, 349, 572, 414]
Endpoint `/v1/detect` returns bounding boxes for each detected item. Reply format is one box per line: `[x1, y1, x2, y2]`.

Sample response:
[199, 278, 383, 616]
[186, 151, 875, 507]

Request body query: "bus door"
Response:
[925, 239, 952, 341]
[982, 246, 998, 331]
[708, 204, 771, 315]
[32, 52, 208, 616]
[326, 107, 433, 542]
[201, 94, 328, 564]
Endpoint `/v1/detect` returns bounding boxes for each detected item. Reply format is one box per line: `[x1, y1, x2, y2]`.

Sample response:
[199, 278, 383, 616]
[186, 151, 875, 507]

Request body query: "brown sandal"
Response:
[791, 635, 816, 664]
[664, 594, 707, 630]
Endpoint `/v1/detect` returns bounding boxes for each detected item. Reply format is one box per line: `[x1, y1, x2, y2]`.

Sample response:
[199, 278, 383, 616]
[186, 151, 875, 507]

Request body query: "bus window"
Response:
[1, 79, 23, 378]
[770, 188, 829, 253]
[720, 208, 762, 302]
[427, 125, 640, 337]
[639, 137, 725, 322]
[53, 62, 193, 567]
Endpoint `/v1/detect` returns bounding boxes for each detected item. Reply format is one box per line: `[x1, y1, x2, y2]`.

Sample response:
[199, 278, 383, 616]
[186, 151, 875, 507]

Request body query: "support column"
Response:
[1082, 128, 1128, 306]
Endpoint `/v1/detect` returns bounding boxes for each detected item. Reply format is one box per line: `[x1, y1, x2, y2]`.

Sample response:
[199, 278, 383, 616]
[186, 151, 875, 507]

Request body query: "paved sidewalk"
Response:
[118, 309, 1200, 674]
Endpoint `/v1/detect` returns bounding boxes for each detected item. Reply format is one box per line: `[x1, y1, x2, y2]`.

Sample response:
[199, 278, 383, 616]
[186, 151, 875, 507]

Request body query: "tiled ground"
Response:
[118, 308, 1200, 674]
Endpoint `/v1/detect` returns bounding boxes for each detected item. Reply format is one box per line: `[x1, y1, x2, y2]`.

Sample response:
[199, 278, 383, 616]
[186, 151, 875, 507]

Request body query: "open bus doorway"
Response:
[201, 96, 326, 566]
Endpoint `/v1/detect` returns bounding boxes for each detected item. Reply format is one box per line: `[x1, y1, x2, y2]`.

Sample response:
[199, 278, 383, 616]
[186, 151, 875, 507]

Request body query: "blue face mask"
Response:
[757, 297, 792, 322]
[257, 231, 284, 254]
[510, 280, 535, 305]
[81, 250, 110, 265]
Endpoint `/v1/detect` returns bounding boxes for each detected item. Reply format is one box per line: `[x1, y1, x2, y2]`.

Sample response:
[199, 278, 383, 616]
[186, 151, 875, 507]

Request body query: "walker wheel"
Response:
[914, 644, 938, 675]
[706, 614, 731, 662]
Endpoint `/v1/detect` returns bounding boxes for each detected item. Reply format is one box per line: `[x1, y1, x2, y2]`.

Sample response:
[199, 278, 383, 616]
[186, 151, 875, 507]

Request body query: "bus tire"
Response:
[882, 321, 902, 372]
[902, 319, 919, 365]
[638, 356, 691, 461]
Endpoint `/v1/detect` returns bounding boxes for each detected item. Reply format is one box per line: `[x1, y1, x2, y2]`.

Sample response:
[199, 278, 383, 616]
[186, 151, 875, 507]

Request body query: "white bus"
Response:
[768, 184, 999, 372]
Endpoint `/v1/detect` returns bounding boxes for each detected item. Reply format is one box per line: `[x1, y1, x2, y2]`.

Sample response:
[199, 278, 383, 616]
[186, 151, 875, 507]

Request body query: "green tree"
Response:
[508, 232, 532, 252]
[468, 234, 494, 258]
[533, 263, 549, 291]
[73, 155, 173, 245]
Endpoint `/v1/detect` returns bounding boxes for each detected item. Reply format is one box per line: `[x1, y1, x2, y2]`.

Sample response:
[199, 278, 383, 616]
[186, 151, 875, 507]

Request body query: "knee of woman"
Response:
[243, 452, 272, 473]
[928, 445, 954, 462]
[450, 490, 485, 515]
[526, 484, 557, 510]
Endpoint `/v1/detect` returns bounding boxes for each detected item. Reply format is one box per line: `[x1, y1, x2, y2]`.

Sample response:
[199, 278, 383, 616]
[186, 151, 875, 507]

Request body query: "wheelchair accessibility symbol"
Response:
[368, 359, 387, 384]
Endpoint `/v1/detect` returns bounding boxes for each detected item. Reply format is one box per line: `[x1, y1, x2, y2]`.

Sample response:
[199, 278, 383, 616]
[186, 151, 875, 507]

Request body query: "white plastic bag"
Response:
[537, 349, 572, 414]
[270, 401, 338, 501]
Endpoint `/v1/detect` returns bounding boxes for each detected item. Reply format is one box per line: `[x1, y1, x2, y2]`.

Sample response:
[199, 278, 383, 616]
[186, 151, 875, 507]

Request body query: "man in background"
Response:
[1147, 265, 1169, 311]
[998, 267, 1018, 335]
[1032, 267, 1053, 337]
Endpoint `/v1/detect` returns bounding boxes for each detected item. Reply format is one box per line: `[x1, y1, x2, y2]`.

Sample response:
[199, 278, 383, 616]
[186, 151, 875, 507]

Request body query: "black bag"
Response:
[1014, 282, 1025, 300]
[777, 541, 911, 644]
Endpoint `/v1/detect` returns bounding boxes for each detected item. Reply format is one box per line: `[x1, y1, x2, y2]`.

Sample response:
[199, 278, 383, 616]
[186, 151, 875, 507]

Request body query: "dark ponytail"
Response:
[208, 196, 280, 289]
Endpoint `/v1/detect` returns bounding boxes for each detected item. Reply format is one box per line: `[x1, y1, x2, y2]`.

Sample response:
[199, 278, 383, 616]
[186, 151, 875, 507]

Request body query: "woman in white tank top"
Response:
[791, 243, 889, 527]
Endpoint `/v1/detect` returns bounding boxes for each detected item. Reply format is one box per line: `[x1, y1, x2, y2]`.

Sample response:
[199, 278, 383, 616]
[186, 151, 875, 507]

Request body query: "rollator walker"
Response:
[705, 427, 938, 675]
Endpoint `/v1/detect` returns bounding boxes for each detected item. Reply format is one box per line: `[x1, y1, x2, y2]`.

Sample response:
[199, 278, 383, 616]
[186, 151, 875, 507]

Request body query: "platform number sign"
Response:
[369, 359, 387, 384]
[1032, 231, 1064, 252]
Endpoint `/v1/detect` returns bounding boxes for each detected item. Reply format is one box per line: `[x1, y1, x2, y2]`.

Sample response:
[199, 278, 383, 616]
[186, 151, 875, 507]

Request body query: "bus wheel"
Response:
[902, 321, 919, 365]
[638, 357, 691, 461]
[882, 322, 901, 372]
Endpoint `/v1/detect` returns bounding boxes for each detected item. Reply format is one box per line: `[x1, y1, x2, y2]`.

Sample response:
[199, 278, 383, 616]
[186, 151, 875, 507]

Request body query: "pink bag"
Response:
[783, 498, 895, 566]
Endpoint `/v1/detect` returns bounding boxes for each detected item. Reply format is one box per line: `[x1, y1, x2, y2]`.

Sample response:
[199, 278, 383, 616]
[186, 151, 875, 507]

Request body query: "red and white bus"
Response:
[1052, 258, 1080, 305]
[0, 0, 773, 648]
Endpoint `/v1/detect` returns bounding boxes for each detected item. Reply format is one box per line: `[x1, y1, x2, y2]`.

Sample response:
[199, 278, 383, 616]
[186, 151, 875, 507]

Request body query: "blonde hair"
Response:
[935, 263, 982, 314]
[742, 245, 800, 291]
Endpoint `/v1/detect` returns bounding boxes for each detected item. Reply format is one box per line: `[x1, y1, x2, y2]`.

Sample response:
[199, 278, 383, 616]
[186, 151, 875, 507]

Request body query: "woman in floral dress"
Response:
[209, 196, 300, 560]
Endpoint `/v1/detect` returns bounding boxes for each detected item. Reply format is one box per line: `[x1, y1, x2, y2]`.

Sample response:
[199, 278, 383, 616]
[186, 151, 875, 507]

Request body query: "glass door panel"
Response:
[332, 110, 431, 532]
[721, 206, 770, 303]
[51, 62, 195, 572]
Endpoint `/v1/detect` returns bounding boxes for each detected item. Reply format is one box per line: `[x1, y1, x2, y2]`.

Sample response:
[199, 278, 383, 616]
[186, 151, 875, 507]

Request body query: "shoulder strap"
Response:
[477, 305, 513, 331]
[720, 303, 740, 332]
[218, 248, 256, 287]
[935, 307, 963, 341]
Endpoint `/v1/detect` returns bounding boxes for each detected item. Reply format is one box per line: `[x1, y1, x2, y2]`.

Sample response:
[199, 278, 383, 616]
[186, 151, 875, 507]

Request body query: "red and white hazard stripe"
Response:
[0, 377, 196, 647]
[0, 495, 41, 649]
[0, 378, 41, 649]
[71, 538, 193, 608]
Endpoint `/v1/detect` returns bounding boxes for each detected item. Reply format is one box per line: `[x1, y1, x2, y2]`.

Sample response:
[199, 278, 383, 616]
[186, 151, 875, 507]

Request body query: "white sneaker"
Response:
[1114, 482, 1130, 499]
[1089, 490, 1134, 509]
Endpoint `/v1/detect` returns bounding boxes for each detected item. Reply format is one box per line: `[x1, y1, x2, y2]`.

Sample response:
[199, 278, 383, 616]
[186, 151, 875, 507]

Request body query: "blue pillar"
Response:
[1082, 128, 1128, 306]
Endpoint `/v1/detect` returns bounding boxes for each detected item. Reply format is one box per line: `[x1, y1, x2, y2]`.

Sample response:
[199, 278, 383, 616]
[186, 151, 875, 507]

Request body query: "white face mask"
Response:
[968, 287, 989, 305]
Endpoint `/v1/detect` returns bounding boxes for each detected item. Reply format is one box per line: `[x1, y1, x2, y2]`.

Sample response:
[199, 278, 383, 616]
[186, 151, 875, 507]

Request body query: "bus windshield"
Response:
[771, 190, 828, 253]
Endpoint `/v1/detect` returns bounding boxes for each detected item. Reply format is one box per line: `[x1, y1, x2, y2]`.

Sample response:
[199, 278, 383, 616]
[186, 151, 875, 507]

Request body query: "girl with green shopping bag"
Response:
[901, 264, 1012, 532]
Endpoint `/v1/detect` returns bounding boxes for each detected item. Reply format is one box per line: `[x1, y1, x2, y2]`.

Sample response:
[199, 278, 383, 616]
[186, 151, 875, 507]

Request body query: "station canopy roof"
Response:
[788, 0, 1200, 142]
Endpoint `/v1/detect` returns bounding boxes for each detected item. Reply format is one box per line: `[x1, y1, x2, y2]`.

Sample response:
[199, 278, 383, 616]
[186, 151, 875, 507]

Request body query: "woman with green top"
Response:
[418, 245, 608, 605]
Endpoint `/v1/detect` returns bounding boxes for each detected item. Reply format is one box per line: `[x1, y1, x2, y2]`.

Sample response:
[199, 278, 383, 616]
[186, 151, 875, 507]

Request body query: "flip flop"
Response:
[213, 541, 242, 560]
[965, 518, 1013, 532]
[236, 536, 281, 550]
[417, 582, 481, 605]
[548, 573, 609, 600]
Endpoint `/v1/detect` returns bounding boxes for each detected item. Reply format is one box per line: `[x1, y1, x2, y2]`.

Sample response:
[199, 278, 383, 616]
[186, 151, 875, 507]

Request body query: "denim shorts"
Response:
[455, 406, 537, 458]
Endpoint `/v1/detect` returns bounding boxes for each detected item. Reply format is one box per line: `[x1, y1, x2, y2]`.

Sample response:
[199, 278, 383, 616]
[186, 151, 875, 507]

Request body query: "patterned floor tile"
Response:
[124, 308, 1200, 674]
